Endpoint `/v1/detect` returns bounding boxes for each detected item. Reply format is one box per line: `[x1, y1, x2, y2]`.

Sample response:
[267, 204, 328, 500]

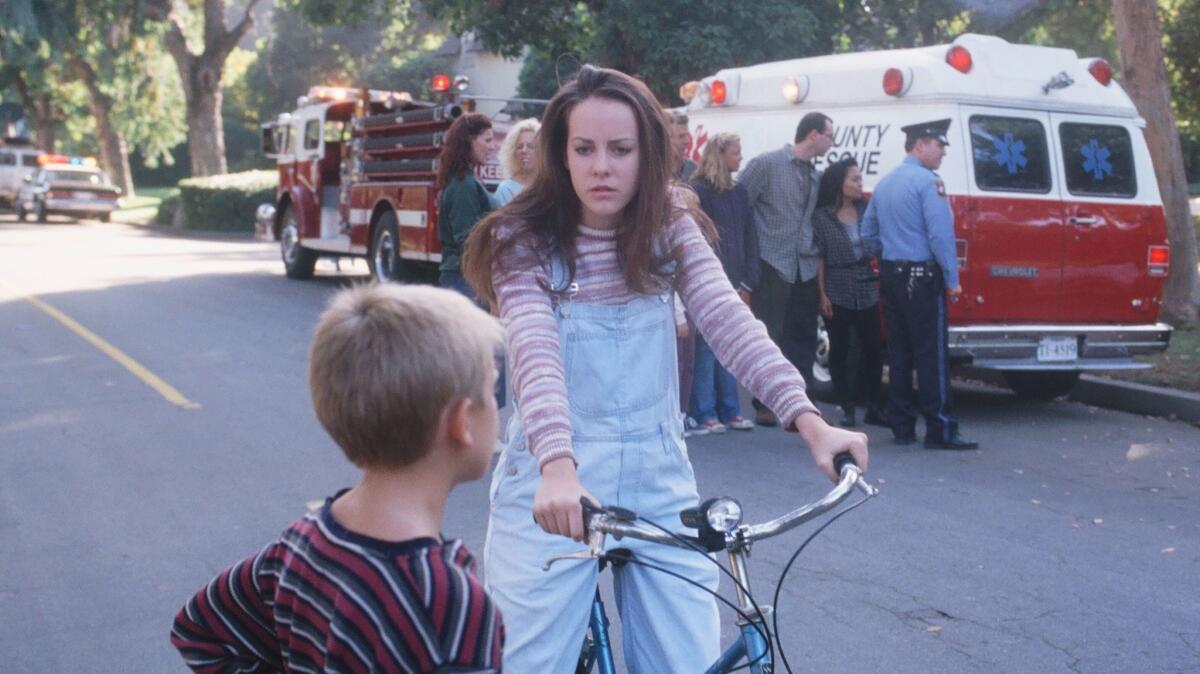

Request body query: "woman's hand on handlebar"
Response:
[534, 457, 598, 542]
[793, 412, 869, 482]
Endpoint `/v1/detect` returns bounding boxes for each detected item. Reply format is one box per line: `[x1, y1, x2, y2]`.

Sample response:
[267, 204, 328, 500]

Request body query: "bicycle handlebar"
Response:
[583, 456, 877, 553]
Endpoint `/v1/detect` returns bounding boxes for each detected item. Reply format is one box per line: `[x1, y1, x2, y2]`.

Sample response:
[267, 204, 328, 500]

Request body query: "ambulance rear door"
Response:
[960, 107, 1066, 322]
[1049, 113, 1158, 323]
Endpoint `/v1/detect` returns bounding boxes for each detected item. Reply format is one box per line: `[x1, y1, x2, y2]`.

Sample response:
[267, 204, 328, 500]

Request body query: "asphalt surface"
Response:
[2, 217, 1197, 673]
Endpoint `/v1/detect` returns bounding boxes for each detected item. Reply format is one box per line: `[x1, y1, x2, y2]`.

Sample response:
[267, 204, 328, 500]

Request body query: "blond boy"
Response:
[172, 284, 505, 673]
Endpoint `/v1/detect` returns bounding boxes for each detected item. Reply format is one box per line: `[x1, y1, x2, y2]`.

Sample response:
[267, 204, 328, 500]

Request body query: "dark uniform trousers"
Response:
[750, 261, 820, 411]
[879, 260, 958, 442]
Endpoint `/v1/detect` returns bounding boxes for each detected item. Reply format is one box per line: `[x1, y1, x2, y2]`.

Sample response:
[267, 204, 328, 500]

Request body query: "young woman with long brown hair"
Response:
[463, 65, 869, 672]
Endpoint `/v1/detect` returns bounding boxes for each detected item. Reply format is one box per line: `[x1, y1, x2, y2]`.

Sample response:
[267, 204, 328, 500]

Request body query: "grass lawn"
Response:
[1109, 321, 1200, 393]
[114, 186, 178, 225]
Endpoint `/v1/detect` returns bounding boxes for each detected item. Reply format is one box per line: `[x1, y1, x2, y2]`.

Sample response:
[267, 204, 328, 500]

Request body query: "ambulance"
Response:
[680, 33, 1172, 400]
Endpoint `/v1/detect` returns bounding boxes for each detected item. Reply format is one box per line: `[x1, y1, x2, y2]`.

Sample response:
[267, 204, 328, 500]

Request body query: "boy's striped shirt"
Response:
[171, 497, 503, 673]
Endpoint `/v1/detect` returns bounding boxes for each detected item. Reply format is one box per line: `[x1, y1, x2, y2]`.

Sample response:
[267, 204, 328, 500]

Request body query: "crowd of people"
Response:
[170, 63, 977, 673]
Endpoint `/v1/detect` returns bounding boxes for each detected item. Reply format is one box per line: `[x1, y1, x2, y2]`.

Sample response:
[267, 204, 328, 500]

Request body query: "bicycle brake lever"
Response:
[542, 548, 602, 571]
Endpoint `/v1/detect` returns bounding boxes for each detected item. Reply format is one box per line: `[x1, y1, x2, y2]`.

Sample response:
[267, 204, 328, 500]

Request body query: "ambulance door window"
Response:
[0, 152, 14, 166]
[1059, 123, 1136, 198]
[21, 154, 38, 167]
[968, 115, 1052, 193]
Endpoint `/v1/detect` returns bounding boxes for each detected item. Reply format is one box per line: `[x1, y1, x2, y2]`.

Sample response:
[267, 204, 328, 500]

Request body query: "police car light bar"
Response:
[38, 154, 97, 167]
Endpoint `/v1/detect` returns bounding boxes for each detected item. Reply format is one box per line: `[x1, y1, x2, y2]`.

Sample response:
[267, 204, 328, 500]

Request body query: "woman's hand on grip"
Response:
[793, 412, 869, 482]
[534, 457, 598, 542]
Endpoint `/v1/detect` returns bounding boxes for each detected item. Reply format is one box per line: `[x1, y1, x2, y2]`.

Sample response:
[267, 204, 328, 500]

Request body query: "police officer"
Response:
[861, 119, 978, 450]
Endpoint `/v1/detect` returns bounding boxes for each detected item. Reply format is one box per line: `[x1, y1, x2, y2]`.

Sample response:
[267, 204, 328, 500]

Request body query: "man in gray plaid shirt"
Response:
[738, 112, 834, 426]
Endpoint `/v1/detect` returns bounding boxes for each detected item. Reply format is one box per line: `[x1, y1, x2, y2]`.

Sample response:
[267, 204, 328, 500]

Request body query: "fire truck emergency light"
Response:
[432, 74, 452, 93]
[1087, 59, 1114, 86]
[946, 45, 973, 74]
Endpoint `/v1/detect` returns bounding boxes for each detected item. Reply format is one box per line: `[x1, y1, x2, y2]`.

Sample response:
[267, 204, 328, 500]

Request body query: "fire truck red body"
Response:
[260, 86, 506, 282]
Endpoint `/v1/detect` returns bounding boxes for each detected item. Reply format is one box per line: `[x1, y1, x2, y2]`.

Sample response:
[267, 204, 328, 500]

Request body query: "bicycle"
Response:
[543, 453, 878, 674]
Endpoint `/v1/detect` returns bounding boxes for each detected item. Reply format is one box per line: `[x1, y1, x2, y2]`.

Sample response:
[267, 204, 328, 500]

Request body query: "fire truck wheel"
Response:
[808, 316, 835, 401]
[1001, 370, 1080, 401]
[280, 207, 317, 280]
[369, 212, 404, 283]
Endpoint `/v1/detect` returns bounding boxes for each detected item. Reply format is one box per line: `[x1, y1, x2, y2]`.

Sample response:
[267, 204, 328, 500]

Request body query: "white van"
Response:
[680, 33, 1172, 399]
[0, 142, 43, 206]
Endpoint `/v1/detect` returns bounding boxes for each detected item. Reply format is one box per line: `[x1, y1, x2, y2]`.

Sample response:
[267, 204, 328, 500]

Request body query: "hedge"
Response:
[174, 170, 277, 232]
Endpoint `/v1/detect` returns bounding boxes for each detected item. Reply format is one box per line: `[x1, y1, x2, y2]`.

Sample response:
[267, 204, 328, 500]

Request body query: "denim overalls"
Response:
[483, 252, 720, 673]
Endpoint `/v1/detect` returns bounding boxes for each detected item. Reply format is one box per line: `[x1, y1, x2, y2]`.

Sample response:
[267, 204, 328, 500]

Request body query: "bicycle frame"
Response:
[579, 548, 775, 674]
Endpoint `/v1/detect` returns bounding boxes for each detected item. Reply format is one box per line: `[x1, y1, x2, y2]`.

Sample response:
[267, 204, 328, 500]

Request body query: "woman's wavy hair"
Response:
[499, 117, 541, 181]
[816, 156, 865, 211]
[437, 112, 492, 189]
[463, 65, 678, 308]
[694, 132, 740, 192]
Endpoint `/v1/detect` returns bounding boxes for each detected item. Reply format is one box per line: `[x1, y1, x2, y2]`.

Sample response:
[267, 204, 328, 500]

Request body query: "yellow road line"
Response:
[22, 294, 201, 410]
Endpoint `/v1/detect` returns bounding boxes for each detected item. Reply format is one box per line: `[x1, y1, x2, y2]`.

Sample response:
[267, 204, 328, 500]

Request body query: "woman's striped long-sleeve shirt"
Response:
[171, 496, 504, 673]
[492, 204, 820, 469]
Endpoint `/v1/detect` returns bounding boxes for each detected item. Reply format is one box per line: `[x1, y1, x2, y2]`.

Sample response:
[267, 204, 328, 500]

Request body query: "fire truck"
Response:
[259, 78, 523, 282]
[679, 34, 1173, 399]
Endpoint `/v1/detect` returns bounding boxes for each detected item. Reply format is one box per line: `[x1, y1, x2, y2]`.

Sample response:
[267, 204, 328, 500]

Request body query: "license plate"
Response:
[1037, 336, 1077, 362]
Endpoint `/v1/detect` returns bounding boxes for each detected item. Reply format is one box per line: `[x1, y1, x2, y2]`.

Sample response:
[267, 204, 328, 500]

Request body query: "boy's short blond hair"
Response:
[309, 284, 504, 468]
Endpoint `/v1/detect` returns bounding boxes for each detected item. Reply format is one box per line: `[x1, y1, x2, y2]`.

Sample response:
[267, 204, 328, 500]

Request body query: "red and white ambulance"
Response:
[259, 79, 520, 283]
[680, 33, 1173, 399]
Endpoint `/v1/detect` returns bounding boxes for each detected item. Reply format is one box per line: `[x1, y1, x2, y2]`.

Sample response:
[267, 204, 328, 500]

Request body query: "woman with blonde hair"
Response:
[494, 117, 541, 206]
[685, 131, 760, 434]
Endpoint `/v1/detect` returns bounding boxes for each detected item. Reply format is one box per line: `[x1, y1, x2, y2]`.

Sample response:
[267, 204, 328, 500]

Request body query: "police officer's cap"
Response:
[901, 118, 952, 146]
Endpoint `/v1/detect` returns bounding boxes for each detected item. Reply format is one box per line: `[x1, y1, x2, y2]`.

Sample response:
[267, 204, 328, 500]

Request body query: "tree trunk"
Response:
[184, 60, 228, 176]
[71, 58, 134, 197]
[1113, 0, 1200, 323]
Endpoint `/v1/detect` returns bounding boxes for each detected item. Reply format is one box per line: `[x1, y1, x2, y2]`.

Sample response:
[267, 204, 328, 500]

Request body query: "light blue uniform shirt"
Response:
[493, 179, 524, 207]
[861, 156, 959, 288]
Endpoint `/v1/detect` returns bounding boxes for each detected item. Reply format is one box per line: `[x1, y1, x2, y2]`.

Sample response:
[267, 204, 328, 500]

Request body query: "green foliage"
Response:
[243, 3, 449, 123]
[1164, 0, 1200, 131]
[176, 169, 277, 231]
[423, 0, 828, 104]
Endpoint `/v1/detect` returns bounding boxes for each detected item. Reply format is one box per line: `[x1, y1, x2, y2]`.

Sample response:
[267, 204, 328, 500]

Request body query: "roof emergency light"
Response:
[781, 76, 809, 104]
[1087, 58, 1113, 86]
[432, 74, 452, 93]
[946, 45, 973, 74]
[710, 79, 728, 105]
[883, 67, 912, 97]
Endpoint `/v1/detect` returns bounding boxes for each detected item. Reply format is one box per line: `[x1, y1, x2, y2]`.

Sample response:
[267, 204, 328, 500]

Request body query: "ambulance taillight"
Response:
[946, 46, 973, 74]
[1147, 245, 1170, 276]
[1087, 59, 1113, 86]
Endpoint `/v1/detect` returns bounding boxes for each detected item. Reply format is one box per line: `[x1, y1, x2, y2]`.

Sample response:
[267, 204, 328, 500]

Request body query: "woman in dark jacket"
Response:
[686, 132, 760, 433]
[813, 157, 885, 427]
[436, 112, 494, 297]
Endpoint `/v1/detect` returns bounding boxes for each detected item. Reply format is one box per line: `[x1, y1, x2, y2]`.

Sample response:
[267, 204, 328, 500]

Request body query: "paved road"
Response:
[2, 217, 1197, 673]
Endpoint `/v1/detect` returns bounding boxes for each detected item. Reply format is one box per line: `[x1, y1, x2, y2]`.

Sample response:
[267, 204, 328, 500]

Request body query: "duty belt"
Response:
[883, 260, 940, 300]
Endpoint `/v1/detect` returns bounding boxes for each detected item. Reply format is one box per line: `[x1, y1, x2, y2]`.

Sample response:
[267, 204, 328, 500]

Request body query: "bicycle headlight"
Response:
[705, 497, 743, 533]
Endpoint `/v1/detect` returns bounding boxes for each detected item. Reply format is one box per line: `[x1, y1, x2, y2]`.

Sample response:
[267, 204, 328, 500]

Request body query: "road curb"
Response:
[1069, 374, 1200, 423]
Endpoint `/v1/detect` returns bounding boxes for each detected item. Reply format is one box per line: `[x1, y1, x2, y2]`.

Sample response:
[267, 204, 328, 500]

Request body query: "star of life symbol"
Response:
[1081, 139, 1112, 180]
[991, 132, 1026, 175]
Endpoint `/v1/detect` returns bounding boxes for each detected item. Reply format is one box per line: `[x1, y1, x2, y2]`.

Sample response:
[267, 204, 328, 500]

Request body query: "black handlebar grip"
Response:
[833, 451, 858, 475]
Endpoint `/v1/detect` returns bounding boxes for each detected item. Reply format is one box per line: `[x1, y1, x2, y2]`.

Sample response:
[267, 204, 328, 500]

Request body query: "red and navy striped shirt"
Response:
[171, 497, 504, 673]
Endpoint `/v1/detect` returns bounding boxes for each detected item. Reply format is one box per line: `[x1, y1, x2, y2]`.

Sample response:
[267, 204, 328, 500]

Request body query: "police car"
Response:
[14, 155, 121, 223]
[678, 33, 1172, 400]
